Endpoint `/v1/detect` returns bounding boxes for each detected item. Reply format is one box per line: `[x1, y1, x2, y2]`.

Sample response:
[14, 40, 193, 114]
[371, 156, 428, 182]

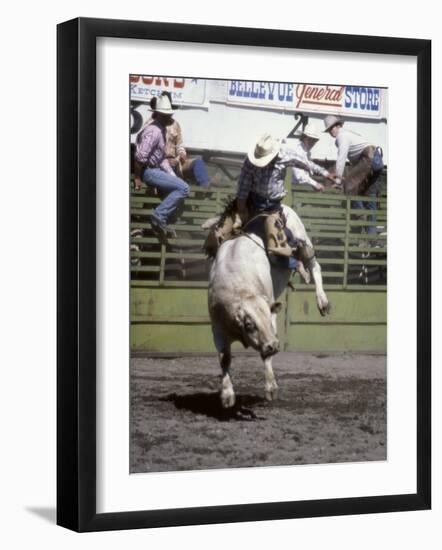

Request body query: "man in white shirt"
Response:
[324, 115, 383, 236]
[323, 115, 382, 195]
[291, 123, 336, 191]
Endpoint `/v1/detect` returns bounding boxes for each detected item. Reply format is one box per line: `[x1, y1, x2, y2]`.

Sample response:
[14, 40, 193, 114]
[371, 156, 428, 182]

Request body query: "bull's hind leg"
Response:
[263, 355, 279, 401]
[213, 328, 235, 408]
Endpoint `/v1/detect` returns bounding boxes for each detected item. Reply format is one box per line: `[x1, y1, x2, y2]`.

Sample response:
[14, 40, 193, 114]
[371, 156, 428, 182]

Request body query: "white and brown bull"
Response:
[207, 204, 330, 408]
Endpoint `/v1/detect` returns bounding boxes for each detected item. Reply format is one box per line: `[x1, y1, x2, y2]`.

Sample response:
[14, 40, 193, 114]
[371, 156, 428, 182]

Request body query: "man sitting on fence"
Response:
[136, 92, 212, 192]
[133, 94, 189, 243]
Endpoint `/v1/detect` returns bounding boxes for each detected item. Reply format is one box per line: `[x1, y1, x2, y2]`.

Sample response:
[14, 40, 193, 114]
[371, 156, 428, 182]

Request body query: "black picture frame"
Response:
[57, 17, 431, 532]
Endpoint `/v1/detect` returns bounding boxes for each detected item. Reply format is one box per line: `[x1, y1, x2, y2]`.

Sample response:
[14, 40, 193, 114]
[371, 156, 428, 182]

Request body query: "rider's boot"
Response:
[264, 211, 294, 257]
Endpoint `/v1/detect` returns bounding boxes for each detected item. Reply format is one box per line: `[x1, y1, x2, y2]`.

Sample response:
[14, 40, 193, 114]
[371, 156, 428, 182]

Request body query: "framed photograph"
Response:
[57, 17, 431, 532]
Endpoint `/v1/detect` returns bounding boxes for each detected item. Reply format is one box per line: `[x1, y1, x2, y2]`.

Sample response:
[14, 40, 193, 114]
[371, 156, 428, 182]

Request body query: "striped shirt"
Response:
[135, 121, 174, 175]
[237, 144, 310, 201]
[291, 140, 330, 189]
[146, 117, 186, 160]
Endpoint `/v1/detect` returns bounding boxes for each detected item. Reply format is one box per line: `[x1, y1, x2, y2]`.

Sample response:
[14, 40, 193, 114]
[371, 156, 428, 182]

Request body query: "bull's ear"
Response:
[271, 301, 283, 314]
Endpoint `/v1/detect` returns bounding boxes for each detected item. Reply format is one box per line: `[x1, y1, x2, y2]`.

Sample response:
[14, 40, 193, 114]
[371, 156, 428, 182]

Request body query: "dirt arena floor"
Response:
[130, 352, 386, 473]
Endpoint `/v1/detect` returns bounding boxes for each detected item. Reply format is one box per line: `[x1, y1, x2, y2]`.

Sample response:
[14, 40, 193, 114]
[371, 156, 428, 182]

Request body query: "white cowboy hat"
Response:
[323, 115, 343, 132]
[151, 94, 175, 115]
[149, 92, 179, 111]
[248, 133, 281, 167]
[301, 123, 321, 141]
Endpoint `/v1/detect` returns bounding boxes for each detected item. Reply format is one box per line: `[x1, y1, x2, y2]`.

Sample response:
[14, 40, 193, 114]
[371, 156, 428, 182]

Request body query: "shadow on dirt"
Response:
[160, 392, 267, 421]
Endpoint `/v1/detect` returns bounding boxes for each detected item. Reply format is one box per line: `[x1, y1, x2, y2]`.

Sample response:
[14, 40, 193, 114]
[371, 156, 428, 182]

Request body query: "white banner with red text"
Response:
[130, 75, 208, 106]
[226, 80, 386, 119]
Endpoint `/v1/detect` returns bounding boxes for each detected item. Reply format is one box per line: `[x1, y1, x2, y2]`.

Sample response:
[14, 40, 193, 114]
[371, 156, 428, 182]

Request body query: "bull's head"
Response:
[234, 296, 282, 358]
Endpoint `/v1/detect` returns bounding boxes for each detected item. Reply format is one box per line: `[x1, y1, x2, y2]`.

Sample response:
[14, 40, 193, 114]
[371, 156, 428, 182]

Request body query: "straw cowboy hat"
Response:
[151, 94, 175, 115]
[301, 123, 321, 141]
[150, 91, 179, 112]
[248, 133, 281, 167]
[323, 115, 344, 132]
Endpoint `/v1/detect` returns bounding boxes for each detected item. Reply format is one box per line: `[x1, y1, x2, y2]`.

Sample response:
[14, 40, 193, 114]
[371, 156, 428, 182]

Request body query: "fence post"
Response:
[343, 196, 350, 289]
[159, 243, 166, 286]
[282, 182, 295, 351]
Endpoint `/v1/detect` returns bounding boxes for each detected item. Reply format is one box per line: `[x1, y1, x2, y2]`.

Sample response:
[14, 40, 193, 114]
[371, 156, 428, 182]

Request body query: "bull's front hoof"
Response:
[221, 390, 236, 409]
[265, 383, 279, 402]
[317, 296, 331, 317]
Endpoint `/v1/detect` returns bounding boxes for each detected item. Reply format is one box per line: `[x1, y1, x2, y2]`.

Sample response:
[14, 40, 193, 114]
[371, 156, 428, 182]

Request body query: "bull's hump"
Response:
[209, 234, 274, 295]
[211, 269, 271, 297]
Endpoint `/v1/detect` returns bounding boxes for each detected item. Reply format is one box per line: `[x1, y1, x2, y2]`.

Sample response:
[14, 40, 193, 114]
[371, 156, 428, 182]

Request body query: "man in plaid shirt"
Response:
[203, 132, 335, 270]
[235, 133, 334, 258]
[237, 136, 308, 204]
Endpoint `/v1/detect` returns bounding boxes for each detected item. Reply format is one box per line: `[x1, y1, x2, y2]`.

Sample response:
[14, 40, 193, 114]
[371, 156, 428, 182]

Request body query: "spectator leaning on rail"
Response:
[136, 92, 211, 191]
[323, 115, 384, 236]
[291, 123, 333, 191]
[133, 94, 189, 242]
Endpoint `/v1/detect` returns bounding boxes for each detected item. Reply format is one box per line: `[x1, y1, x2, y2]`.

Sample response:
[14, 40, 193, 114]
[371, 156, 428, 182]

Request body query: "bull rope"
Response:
[236, 212, 270, 253]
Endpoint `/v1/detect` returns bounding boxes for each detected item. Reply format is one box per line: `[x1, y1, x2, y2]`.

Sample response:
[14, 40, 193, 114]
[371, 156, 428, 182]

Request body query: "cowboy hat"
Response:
[150, 91, 179, 111]
[151, 94, 175, 115]
[301, 123, 321, 141]
[323, 115, 344, 132]
[248, 133, 281, 167]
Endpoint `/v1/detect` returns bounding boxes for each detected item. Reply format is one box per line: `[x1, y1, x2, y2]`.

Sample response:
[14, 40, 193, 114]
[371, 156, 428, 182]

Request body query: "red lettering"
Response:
[132, 76, 187, 90]
[295, 84, 344, 108]
[295, 84, 306, 108]
[130, 76, 194, 91]
[330, 86, 344, 101]
[154, 77, 169, 86]
[140, 76, 171, 86]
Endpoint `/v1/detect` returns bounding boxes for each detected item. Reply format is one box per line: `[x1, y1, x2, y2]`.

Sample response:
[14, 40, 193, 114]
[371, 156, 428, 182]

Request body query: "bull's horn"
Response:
[271, 302, 283, 314]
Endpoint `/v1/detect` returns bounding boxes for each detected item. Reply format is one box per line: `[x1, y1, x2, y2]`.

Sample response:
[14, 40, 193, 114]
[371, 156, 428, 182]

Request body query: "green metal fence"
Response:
[130, 157, 387, 353]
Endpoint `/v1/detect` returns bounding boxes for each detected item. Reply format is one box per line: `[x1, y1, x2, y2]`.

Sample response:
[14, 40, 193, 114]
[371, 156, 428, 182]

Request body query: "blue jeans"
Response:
[352, 194, 378, 236]
[142, 168, 189, 224]
[189, 159, 210, 188]
[269, 255, 298, 270]
[249, 192, 282, 213]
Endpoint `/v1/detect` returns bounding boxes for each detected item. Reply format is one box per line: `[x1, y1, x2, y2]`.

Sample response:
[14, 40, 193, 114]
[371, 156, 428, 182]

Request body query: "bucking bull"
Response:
[203, 204, 330, 408]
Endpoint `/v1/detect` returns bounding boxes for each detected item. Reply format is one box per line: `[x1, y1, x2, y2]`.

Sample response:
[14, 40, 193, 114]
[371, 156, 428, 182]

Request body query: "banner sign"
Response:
[130, 76, 207, 107]
[227, 80, 296, 110]
[227, 81, 384, 119]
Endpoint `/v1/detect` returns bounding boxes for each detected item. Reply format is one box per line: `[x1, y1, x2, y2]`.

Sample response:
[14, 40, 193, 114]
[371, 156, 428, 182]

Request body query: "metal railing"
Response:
[130, 177, 387, 291]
